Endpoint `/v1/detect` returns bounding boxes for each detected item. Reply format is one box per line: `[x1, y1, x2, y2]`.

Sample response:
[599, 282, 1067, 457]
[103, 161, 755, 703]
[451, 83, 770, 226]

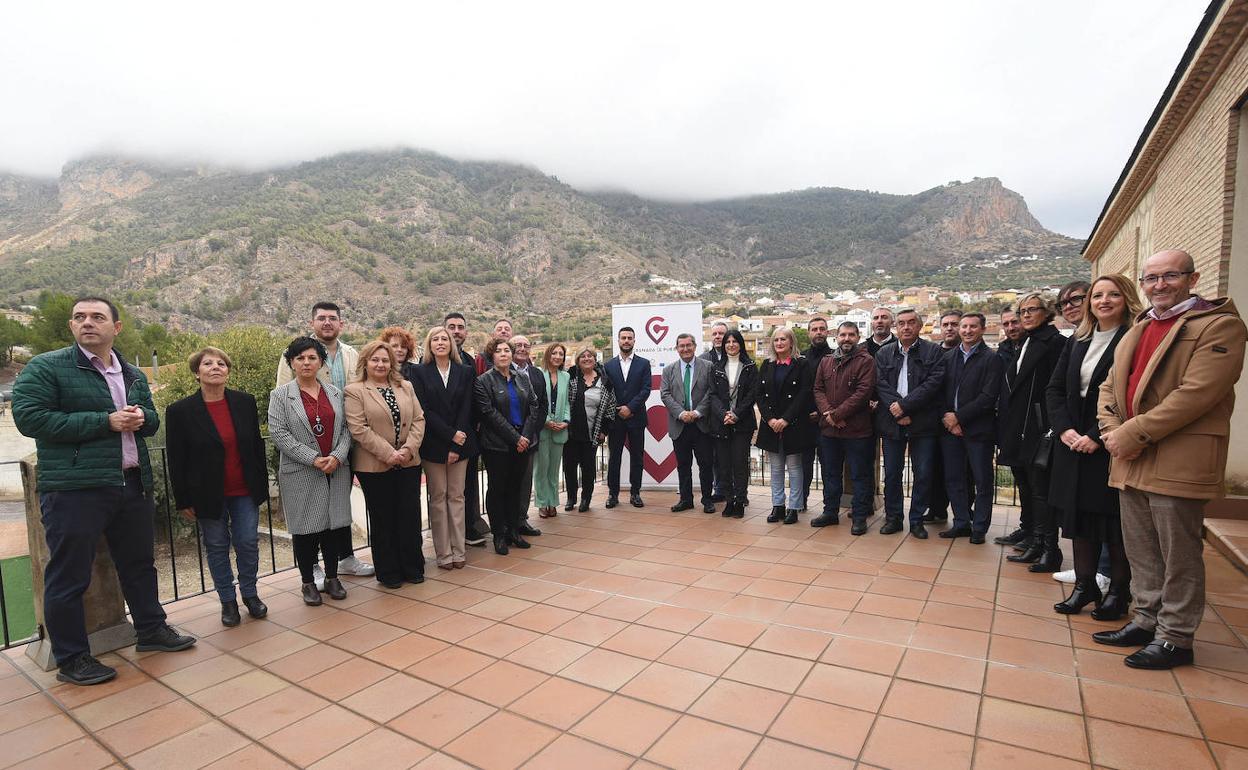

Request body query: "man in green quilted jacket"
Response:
[13, 297, 195, 685]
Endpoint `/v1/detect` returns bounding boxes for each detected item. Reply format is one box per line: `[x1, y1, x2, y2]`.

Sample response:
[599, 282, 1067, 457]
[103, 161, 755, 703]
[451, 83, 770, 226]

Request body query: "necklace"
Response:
[307, 387, 326, 436]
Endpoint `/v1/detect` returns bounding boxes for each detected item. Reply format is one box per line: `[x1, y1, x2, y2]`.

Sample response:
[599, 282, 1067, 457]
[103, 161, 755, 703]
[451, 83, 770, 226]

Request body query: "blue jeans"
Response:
[768, 451, 804, 509]
[939, 435, 995, 534]
[199, 495, 261, 603]
[882, 435, 937, 527]
[819, 436, 874, 521]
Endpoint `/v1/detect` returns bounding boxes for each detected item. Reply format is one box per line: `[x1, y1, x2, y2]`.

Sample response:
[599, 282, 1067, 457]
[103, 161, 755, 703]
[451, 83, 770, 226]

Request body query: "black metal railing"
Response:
[0, 439, 1018, 650]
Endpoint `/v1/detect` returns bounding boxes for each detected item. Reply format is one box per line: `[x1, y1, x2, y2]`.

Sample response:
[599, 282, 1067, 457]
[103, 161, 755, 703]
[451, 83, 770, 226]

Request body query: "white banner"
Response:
[610, 301, 704, 489]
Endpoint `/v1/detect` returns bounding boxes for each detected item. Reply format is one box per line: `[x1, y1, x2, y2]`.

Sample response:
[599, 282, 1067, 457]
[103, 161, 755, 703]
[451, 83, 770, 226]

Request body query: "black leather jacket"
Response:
[473, 368, 542, 453]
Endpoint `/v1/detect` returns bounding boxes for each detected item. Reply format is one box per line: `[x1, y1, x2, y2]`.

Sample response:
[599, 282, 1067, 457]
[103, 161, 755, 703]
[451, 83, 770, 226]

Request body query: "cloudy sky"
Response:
[0, 0, 1211, 237]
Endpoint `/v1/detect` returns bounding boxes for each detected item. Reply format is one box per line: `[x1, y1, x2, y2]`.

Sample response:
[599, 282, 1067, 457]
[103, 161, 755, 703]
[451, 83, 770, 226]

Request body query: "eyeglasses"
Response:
[1139, 270, 1193, 287]
[1058, 294, 1086, 309]
[1019, 306, 1046, 315]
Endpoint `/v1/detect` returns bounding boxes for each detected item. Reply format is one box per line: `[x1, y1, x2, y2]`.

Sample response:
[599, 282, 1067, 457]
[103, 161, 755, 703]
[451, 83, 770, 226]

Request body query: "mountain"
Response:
[0, 150, 1085, 334]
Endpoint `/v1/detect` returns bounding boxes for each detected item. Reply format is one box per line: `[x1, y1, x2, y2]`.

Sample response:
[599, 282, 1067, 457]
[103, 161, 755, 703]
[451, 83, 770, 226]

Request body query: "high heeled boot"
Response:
[1092, 582, 1132, 621]
[1054, 579, 1102, 614]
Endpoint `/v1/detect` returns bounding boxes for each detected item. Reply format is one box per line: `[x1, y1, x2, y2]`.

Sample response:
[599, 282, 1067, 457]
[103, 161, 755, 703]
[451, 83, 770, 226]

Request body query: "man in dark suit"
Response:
[874, 309, 946, 539]
[925, 310, 964, 524]
[700, 321, 728, 502]
[510, 335, 544, 537]
[938, 313, 1004, 543]
[661, 333, 716, 512]
[444, 312, 489, 545]
[801, 317, 832, 510]
[604, 327, 652, 508]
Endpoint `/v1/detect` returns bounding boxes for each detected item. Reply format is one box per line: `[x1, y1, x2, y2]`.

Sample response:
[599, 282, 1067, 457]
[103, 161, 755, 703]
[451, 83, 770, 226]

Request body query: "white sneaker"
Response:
[1095, 573, 1110, 593]
[312, 564, 325, 592]
[338, 555, 375, 576]
[1052, 569, 1076, 584]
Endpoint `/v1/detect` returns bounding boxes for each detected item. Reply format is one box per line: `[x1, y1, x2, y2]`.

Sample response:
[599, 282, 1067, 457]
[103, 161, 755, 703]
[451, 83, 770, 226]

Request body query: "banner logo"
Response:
[645, 316, 669, 345]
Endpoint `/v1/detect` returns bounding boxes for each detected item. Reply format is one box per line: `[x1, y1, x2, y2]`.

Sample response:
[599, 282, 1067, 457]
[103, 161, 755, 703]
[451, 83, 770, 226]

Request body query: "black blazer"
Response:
[166, 389, 268, 520]
[1044, 328, 1126, 516]
[603, 355, 652, 429]
[473, 368, 542, 453]
[874, 338, 947, 439]
[941, 343, 1004, 442]
[408, 361, 477, 463]
[754, 357, 817, 453]
[709, 358, 758, 438]
[521, 366, 550, 419]
[997, 323, 1064, 466]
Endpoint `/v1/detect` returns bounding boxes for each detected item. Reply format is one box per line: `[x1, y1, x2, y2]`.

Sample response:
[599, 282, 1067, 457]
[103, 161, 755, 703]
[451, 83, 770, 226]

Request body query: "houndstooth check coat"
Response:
[268, 380, 353, 535]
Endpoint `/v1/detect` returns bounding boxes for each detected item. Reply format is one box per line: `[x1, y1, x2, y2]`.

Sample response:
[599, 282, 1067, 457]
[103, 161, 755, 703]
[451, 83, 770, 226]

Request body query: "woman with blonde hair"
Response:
[1045, 273, 1142, 618]
[344, 340, 426, 587]
[410, 326, 475, 568]
[534, 344, 570, 517]
[755, 326, 816, 524]
[563, 347, 616, 512]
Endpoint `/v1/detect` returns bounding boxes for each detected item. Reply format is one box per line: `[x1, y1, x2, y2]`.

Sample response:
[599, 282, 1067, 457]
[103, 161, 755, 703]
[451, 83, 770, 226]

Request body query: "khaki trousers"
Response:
[425, 460, 467, 566]
[1119, 486, 1207, 648]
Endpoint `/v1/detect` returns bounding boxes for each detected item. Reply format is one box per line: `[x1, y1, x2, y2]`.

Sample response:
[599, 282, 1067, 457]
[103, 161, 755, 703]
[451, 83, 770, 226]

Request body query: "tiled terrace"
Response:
[3, 487, 1248, 769]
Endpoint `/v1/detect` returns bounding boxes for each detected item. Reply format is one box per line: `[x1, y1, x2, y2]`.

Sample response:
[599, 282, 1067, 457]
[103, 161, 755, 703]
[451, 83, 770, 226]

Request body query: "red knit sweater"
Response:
[1126, 316, 1180, 418]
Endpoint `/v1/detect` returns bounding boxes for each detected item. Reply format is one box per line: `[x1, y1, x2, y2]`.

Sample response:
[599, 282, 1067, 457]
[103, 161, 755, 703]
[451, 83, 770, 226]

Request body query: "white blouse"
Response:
[1079, 327, 1118, 397]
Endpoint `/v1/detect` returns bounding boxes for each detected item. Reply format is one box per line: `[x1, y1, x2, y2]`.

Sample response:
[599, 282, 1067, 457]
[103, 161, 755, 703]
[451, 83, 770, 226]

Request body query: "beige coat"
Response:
[275, 340, 359, 389]
[1097, 297, 1246, 499]
[344, 379, 425, 473]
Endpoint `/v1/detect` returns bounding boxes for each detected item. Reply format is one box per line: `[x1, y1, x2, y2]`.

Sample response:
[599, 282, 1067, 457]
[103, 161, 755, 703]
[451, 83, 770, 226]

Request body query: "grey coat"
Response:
[660, 356, 714, 437]
[268, 380, 353, 536]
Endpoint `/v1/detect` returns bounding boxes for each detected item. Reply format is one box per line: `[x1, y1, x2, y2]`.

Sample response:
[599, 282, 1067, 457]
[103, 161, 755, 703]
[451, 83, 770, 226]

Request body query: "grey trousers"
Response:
[1119, 486, 1207, 648]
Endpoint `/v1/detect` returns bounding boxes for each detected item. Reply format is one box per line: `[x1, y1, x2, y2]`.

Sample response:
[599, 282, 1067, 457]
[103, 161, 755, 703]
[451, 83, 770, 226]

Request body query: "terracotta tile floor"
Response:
[4, 487, 1248, 769]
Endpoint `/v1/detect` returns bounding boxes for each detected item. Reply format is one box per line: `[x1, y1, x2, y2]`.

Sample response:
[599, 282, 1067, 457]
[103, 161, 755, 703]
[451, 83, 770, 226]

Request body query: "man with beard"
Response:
[801, 317, 832, 510]
[866, 307, 898, 356]
[604, 326, 652, 508]
[994, 307, 1030, 547]
[924, 310, 963, 524]
[276, 301, 373, 583]
[997, 309, 1023, 364]
[812, 322, 877, 533]
[444, 312, 490, 546]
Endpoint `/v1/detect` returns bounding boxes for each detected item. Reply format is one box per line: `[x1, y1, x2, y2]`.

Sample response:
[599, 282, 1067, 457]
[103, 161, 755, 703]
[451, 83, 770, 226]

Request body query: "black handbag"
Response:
[1030, 402, 1054, 472]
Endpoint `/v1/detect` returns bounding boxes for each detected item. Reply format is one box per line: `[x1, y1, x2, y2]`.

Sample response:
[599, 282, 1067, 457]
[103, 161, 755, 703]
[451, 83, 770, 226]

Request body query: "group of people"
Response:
[11, 246, 1244, 687]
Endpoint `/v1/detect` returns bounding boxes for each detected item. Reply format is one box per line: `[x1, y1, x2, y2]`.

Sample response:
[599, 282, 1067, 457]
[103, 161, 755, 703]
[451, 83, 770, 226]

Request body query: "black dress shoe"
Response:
[711, 493, 726, 503]
[509, 533, 532, 549]
[850, 520, 868, 535]
[1007, 543, 1043, 563]
[783, 509, 798, 525]
[630, 493, 644, 507]
[671, 500, 694, 512]
[1054, 580, 1102, 615]
[466, 527, 487, 546]
[242, 596, 268, 619]
[810, 512, 840, 527]
[579, 500, 590, 512]
[406, 575, 426, 584]
[993, 528, 1028, 546]
[939, 526, 971, 539]
[1092, 621, 1155, 647]
[910, 524, 928, 539]
[1125, 640, 1194, 669]
[564, 500, 576, 511]
[721, 501, 735, 518]
[379, 579, 403, 589]
[969, 532, 986, 544]
[1011, 536, 1036, 552]
[1092, 585, 1132, 621]
[494, 535, 510, 555]
[302, 582, 323, 606]
[767, 506, 784, 523]
[323, 578, 347, 600]
[703, 503, 717, 514]
[136, 624, 197, 652]
[221, 600, 241, 627]
[56, 653, 117, 686]
[517, 523, 542, 537]
[605, 497, 619, 509]
[879, 519, 903, 535]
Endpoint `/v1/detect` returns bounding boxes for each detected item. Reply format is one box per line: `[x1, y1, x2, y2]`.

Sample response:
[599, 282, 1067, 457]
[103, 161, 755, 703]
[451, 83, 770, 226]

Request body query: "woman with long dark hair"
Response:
[709, 330, 756, 519]
[1046, 274, 1142, 618]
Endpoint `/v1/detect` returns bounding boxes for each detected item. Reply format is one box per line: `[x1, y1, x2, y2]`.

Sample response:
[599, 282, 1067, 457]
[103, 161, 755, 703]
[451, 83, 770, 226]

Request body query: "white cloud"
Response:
[0, 0, 1209, 237]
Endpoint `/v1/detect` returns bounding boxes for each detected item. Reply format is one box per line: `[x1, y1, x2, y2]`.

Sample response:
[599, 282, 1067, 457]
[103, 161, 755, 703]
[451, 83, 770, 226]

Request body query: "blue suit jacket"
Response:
[604, 355, 651, 429]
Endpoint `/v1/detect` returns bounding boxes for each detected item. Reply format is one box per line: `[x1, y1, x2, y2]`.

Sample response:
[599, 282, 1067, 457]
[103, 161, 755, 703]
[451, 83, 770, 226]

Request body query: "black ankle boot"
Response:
[1007, 541, 1043, 563]
[220, 600, 241, 627]
[1092, 583, 1132, 621]
[783, 509, 798, 525]
[1028, 535, 1063, 573]
[1054, 580, 1102, 614]
[767, 506, 784, 523]
[494, 534, 510, 555]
